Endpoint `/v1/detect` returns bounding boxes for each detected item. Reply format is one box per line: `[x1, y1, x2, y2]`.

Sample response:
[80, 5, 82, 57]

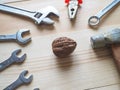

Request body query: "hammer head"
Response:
[91, 28, 120, 49]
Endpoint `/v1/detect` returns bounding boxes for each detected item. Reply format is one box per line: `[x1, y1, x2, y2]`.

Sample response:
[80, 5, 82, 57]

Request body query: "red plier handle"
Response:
[65, 0, 83, 4]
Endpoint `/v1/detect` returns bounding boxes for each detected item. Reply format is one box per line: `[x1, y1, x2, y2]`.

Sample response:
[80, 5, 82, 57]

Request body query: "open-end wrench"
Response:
[0, 29, 31, 45]
[0, 4, 59, 25]
[0, 49, 26, 71]
[4, 70, 33, 90]
[88, 0, 120, 26]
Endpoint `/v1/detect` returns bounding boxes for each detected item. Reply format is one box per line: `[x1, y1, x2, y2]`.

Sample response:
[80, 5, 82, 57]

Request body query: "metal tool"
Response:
[91, 28, 120, 48]
[0, 4, 59, 25]
[88, 0, 120, 26]
[0, 0, 24, 4]
[34, 88, 40, 90]
[0, 49, 26, 71]
[65, 0, 82, 19]
[0, 29, 31, 45]
[4, 70, 33, 90]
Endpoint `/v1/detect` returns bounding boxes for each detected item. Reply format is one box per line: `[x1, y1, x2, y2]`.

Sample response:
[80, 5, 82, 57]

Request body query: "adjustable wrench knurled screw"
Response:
[0, 29, 31, 45]
[4, 70, 33, 90]
[0, 49, 26, 71]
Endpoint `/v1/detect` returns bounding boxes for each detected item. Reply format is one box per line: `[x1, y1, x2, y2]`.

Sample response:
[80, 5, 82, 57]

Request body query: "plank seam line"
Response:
[84, 83, 120, 90]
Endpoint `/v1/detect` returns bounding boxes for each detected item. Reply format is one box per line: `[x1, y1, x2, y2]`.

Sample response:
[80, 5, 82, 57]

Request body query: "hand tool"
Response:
[34, 88, 40, 90]
[0, 0, 24, 4]
[65, 0, 82, 19]
[0, 4, 59, 25]
[88, 0, 120, 26]
[0, 49, 26, 71]
[91, 28, 120, 49]
[112, 44, 120, 72]
[4, 70, 33, 90]
[0, 29, 31, 45]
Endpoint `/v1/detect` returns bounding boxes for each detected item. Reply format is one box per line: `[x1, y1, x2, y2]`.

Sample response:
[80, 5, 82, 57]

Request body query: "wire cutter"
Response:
[65, 0, 82, 19]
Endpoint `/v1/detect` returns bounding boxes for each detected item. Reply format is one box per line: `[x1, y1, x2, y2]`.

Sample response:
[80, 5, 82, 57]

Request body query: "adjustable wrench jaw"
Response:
[31, 6, 60, 25]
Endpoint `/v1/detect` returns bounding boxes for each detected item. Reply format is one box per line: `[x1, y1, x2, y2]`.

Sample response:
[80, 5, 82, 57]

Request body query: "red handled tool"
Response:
[65, 0, 83, 19]
[65, 0, 82, 5]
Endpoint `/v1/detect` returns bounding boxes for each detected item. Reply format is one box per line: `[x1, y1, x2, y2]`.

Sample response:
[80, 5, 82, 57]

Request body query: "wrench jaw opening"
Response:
[12, 49, 26, 63]
[34, 6, 60, 25]
[19, 70, 33, 84]
[16, 29, 31, 45]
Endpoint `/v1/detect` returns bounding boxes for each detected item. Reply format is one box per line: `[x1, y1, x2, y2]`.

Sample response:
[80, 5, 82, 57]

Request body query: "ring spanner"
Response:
[88, 0, 120, 26]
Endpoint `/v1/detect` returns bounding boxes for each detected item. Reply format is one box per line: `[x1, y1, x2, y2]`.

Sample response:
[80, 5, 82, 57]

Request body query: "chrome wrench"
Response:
[0, 49, 26, 71]
[4, 70, 33, 90]
[88, 0, 120, 26]
[0, 4, 59, 24]
[0, 29, 31, 45]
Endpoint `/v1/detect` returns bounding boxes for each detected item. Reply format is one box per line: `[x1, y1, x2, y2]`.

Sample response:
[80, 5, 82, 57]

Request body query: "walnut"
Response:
[52, 37, 77, 58]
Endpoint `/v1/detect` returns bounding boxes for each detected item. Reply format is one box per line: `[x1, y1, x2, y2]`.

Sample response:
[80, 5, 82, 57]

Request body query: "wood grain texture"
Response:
[0, 0, 120, 90]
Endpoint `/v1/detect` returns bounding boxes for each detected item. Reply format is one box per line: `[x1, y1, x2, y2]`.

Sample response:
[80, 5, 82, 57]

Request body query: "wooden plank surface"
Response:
[0, 0, 120, 90]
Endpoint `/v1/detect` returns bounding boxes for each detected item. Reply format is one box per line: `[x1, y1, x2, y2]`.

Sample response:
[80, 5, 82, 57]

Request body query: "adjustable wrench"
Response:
[0, 4, 59, 25]
[0, 29, 31, 45]
[4, 70, 33, 90]
[0, 49, 26, 71]
[88, 0, 120, 26]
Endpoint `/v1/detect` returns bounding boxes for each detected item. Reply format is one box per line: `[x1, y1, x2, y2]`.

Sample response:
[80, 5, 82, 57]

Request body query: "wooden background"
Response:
[0, 0, 120, 90]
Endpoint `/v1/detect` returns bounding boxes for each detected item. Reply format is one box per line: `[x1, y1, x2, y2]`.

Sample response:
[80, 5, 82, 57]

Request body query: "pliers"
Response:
[65, 0, 82, 19]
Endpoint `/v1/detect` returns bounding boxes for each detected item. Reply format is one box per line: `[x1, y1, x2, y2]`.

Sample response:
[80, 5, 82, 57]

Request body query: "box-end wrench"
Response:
[0, 49, 26, 71]
[0, 29, 31, 45]
[88, 0, 120, 27]
[4, 70, 33, 90]
[0, 4, 59, 25]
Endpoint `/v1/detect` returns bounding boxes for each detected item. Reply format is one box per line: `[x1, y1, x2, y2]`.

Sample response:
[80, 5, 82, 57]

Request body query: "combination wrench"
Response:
[0, 49, 26, 71]
[88, 0, 120, 26]
[0, 29, 31, 45]
[4, 70, 33, 90]
[0, 4, 59, 25]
